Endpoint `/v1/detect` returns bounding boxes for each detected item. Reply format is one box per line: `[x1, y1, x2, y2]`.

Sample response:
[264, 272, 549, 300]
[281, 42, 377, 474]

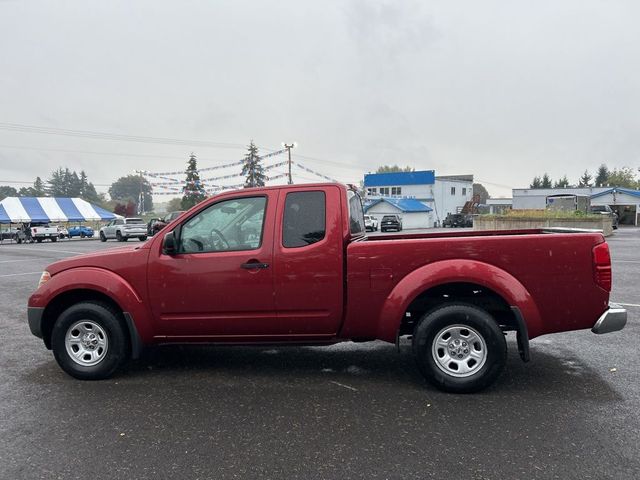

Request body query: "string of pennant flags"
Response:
[137, 147, 337, 196]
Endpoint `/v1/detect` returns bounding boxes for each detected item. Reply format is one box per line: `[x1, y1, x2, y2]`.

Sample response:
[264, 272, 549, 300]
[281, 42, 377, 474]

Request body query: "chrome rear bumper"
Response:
[592, 304, 627, 334]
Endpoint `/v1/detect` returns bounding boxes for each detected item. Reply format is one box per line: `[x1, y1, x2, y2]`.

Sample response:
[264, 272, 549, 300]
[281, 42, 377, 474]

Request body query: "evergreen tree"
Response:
[242, 141, 266, 188]
[530, 176, 542, 189]
[594, 164, 609, 187]
[541, 173, 552, 188]
[554, 175, 570, 188]
[78, 170, 99, 203]
[0, 186, 18, 201]
[181, 153, 207, 210]
[33, 177, 46, 196]
[578, 170, 592, 187]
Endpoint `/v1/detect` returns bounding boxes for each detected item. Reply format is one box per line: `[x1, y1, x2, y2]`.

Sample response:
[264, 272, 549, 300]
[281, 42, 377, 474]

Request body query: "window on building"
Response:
[391, 187, 402, 195]
[380, 187, 390, 196]
[451, 187, 456, 195]
[282, 191, 326, 248]
[462, 188, 467, 196]
[367, 188, 377, 195]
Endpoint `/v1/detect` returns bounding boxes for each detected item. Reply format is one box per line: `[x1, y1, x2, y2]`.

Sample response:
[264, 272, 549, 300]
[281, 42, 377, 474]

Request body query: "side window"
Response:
[116, 219, 124, 225]
[283, 191, 325, 248]
[451, 187, 456, 195]
[348, 190, 365, 235]
[180, 196, 266, 253]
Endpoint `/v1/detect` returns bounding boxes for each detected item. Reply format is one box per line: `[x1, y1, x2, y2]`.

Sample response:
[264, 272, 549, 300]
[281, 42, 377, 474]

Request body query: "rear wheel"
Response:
[413, 303, 507, 393]
[51, 302, 129, 380]
[80, 232, 85, 238]
[51, 237, 57, 242]
[138, 236, 147, 241]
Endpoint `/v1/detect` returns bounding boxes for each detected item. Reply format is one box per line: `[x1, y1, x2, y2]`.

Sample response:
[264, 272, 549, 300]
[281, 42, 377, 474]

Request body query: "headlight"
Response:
[37, 271, 51, 289]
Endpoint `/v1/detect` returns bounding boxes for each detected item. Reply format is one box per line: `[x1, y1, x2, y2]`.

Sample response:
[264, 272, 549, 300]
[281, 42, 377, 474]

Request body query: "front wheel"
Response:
[138, 236, 147, 241]
[51, 302, 129, 380]
[116, 231, 123, 242]
[100, 232, 107, 242]
[412, 303, 507, 393]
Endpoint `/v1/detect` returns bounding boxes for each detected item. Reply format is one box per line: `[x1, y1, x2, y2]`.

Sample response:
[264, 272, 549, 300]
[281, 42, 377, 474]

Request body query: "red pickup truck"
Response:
[27, 183, 627, 392]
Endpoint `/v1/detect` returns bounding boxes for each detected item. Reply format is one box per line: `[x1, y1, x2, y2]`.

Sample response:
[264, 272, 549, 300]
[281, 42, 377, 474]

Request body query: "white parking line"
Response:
[0, 271, 42, 278]
[0, 257, 71, 264]
[0, 247, 85, 255]
[612, 260, 640, 264]
[614, 302, 640, 308]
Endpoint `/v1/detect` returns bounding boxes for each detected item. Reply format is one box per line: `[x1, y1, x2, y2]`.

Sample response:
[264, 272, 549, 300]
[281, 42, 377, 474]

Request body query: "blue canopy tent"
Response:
[0, 197, 117, 224]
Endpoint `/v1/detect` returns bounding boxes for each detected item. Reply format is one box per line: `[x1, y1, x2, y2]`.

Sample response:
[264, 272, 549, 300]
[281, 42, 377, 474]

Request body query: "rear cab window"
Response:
[282, 191, 326, 248]
[348, 190, 365, 235]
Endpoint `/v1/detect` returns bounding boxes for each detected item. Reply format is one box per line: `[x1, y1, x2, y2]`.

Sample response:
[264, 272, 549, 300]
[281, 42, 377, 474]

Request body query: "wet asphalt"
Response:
[0, 229, 638, 480]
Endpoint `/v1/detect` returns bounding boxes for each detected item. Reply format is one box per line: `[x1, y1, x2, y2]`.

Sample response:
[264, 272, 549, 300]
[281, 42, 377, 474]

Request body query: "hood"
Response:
[46, 245, 150, 276]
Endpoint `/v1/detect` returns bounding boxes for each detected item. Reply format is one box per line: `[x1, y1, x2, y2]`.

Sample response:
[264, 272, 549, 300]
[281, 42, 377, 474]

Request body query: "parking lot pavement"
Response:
[0, 231, 639, 479]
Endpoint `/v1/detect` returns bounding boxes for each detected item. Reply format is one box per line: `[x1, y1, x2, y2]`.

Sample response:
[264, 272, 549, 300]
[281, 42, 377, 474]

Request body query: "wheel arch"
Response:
[376, 260, 543, 343]
[33, 268, 150, 356]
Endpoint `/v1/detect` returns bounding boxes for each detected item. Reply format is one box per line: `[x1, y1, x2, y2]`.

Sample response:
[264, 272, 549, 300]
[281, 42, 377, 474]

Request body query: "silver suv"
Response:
[100, 218, 148, 242]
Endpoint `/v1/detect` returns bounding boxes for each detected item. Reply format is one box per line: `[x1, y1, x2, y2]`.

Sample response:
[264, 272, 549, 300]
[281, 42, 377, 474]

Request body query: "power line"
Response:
[0, 122, 246, 149]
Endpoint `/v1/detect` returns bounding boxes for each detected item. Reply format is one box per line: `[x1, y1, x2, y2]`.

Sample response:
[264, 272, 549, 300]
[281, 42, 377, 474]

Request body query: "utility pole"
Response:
[282, 142, 296, 184]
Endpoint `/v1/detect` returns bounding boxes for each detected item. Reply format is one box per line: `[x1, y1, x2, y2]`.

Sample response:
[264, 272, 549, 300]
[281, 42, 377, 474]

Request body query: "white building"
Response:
[512, 186, 640, 225]
[363, 171, 474, 228]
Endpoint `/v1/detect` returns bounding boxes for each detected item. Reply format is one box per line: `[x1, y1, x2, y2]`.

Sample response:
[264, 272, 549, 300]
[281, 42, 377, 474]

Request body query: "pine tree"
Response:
[541, 173, 552, 188]
[554, 175, 570, 188]
[33, 177, 46, 196]
[181, 153, 207, 210]
[595, 164, 610, 187]
[578, 170, 592, 187]
[242, 141, 266, 188]
[530, 176, 542, 189]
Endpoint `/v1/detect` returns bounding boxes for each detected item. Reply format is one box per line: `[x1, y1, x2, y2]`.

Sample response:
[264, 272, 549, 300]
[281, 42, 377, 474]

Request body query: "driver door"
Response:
[147, 192, 278, 338]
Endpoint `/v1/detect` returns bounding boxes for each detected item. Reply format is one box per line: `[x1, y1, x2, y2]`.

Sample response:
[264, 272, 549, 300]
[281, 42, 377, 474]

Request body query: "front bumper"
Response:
[28, 307, 45, 338]
[592, 304, 627, 334]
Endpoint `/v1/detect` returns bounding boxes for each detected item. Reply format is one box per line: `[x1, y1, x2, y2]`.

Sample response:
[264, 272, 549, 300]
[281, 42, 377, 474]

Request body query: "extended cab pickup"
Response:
[27, 184, 627, 392]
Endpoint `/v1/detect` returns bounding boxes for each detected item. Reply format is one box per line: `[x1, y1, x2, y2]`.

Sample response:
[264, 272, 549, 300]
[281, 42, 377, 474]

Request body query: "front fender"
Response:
[376, 260, 543, 342]
[29, 267, 154, 344]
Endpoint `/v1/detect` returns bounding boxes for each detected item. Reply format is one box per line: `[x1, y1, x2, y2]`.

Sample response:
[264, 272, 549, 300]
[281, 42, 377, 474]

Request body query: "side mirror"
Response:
[163, 231, 178, 255]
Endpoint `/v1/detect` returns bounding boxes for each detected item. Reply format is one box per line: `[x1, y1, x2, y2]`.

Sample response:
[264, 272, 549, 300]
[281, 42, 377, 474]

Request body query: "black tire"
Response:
[51, 302, 129, 380]
[138, 236, 147, 241]
[116, 231, 123, 242]
[36, 238, 42, 243]
[51, 237, 57, 242]
[100, 232, 107, 242]
[412, 303, 507, 393]
[80, 232, 86, 238]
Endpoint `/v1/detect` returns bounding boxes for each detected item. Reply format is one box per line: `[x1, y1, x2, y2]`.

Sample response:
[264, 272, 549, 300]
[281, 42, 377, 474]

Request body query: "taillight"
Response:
[593, 242, 612, 292]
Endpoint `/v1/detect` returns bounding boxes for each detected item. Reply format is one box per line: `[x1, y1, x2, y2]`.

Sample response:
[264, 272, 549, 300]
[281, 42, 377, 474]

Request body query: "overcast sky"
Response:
[1, 0, 639, 198]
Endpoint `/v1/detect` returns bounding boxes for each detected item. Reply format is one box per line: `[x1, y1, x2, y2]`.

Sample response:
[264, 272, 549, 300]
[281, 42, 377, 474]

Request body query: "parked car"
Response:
[0, 227, 20, 242]
[364, 215, 378, 232]
[100, 218, 147, 242]
[152, 211, 185, 235]
[28, 183, 626, 393]
[380, 214, 402, 232]
[443, 213, 473, 228]
[68, 225, 94, 238]
[53, 225, 69, 239]
[590, 205, 619, 229]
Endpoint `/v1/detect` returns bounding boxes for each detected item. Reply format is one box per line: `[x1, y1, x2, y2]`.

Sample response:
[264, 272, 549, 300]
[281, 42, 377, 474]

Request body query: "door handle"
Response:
[241, 261, 269, 270]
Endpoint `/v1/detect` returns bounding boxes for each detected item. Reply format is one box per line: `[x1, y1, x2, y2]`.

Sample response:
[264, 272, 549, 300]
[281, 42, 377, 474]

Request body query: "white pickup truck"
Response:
[30, 224, 59, 242]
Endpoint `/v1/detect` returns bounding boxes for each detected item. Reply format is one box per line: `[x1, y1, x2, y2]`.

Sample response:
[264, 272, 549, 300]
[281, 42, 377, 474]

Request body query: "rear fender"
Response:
[377, 260, 543, 342]
[30, 267, 153, 344]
